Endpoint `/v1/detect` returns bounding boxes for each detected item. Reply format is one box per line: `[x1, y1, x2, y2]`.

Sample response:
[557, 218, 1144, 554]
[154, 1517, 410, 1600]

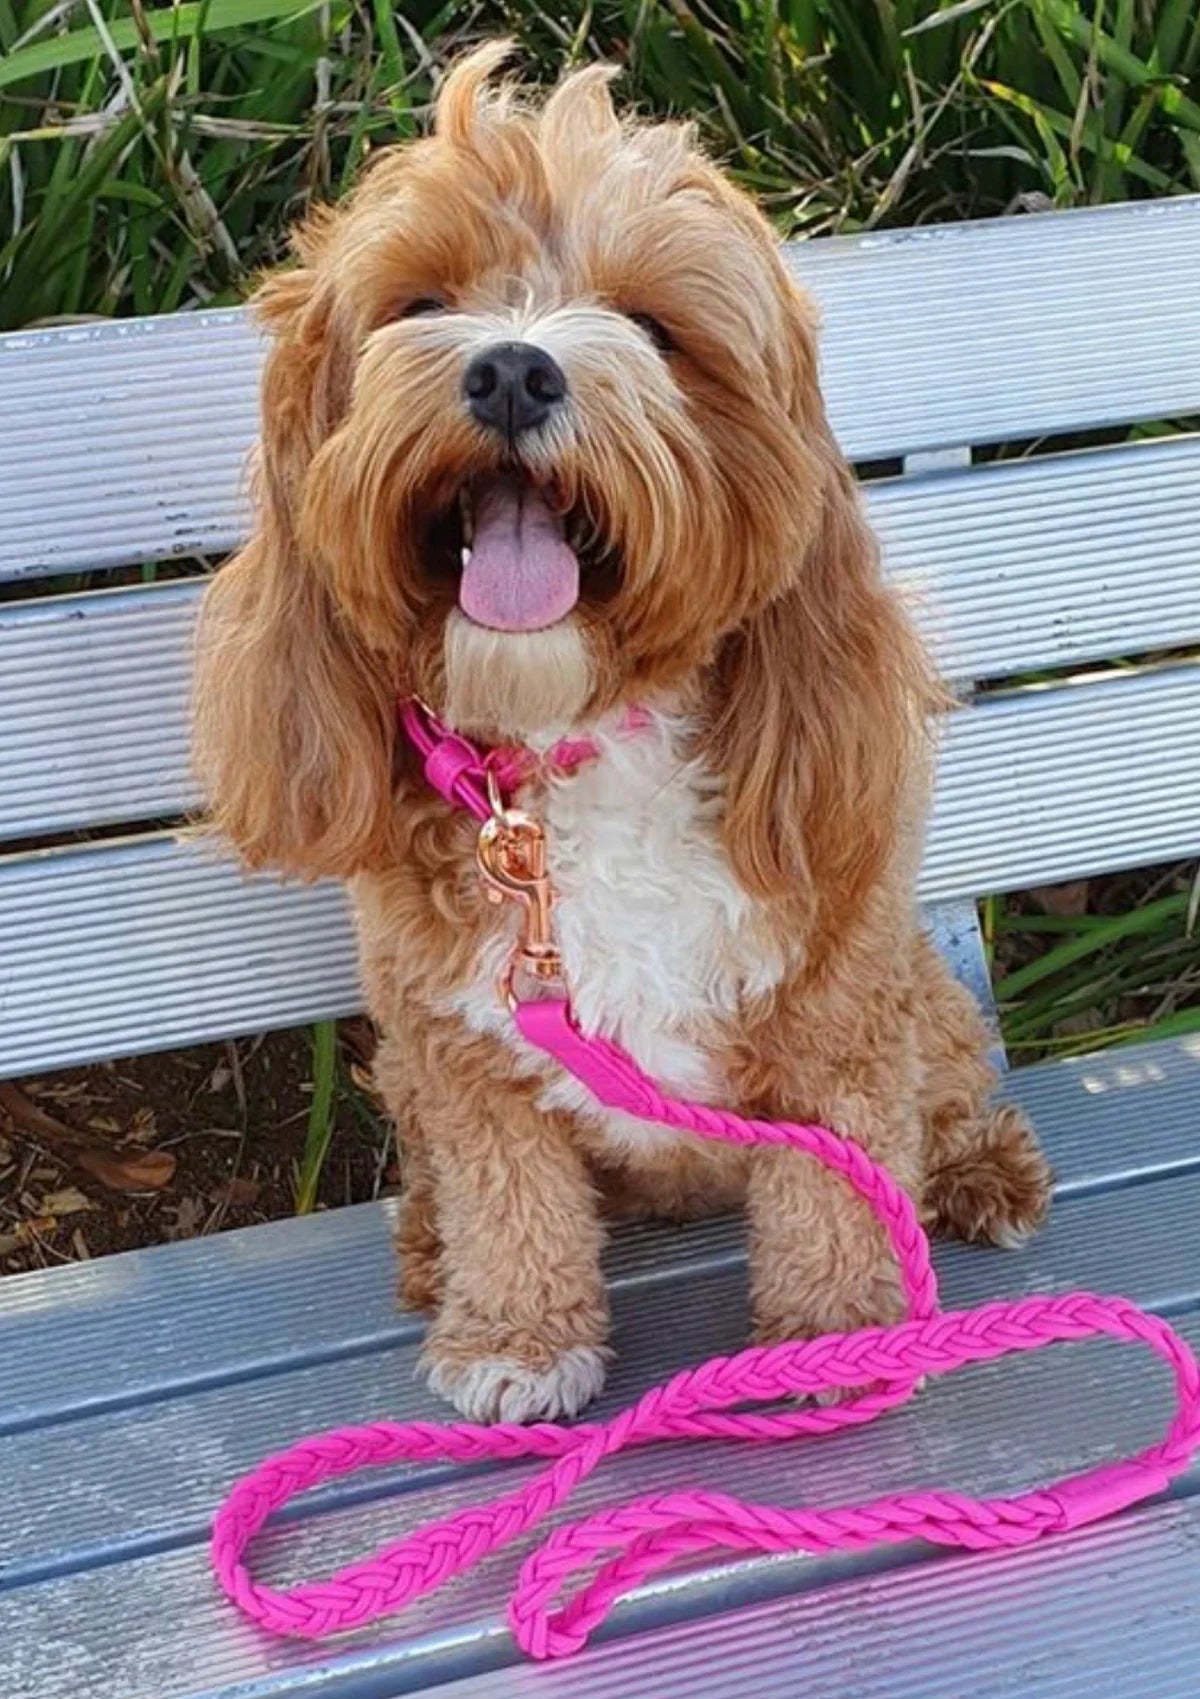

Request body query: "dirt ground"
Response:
[0, 1020, 394, 1277]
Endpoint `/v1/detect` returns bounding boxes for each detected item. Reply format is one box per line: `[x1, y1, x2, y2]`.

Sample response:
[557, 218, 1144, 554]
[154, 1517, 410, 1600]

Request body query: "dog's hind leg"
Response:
[375, 1037, 445, 1313]
[395, 1125, 444, 1312]
[916, 935, 1052, 1248]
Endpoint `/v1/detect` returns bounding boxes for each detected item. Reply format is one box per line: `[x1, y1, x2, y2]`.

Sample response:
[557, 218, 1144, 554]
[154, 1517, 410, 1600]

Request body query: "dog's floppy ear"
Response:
[193, 260, 397, 880]
[705, 283, 942, 934]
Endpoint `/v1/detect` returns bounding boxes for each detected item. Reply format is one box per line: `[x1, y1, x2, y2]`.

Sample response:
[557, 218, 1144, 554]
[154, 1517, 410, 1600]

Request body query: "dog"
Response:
[194, 43, 1051, 1424]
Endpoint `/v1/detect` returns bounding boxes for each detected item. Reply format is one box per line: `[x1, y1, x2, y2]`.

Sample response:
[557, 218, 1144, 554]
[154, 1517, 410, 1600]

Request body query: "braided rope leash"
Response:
[212, 707, 1200, 1655]
[211, 1000, 1200, 1658]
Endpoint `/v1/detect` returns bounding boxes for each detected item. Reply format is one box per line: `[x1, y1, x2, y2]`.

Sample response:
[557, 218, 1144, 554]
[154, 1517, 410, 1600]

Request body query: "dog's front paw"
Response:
[752, 1259, 907, 1350]
[421, 1341, 609, 1423]
[752, 1262, 909, 1407]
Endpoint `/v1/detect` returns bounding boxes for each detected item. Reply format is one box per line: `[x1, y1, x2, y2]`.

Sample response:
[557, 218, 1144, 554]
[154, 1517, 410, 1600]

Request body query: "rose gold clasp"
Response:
[476, 784, 563, 1008]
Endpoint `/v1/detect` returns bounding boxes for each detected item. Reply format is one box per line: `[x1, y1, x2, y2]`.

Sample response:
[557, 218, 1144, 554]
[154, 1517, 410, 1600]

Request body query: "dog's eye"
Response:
[400, 297, 447, 319]
[628, 312, 675, 355]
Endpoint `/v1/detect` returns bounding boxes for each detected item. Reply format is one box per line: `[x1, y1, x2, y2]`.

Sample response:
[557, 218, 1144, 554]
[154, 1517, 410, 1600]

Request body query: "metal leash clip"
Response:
[476, 769, 564, 1008]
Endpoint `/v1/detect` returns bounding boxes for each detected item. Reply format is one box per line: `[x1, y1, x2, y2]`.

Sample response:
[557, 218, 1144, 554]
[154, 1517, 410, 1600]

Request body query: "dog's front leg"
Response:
[402, 1021, 610, 1423]
[747, 1135, 918, 1349]
[741, 998, 924, 1348]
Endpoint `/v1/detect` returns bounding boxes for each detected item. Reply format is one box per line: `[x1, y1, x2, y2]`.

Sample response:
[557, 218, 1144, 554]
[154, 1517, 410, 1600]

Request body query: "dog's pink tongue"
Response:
[460, 481, 579, 632]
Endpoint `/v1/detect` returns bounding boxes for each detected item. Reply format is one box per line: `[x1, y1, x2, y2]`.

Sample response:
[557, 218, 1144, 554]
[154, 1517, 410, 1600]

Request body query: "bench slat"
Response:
[792, 194, 1200, 460]
[0, 311, 257, 581]
[0, 1204, 746, 1440]
[872, 432, 1200, 682]
[6, 435, 1198, 841]
[3, 663, 1196, 1077]
[0, 836, 360, 1077]
[922, 662, 1200, 901]
[3, 197, 1198, 581]
[3, 1147, 1198, 1695]
[9, 1499, 1197, 1699]
[439, 1498, 1200, 1699]
[0, 581, 197, 838]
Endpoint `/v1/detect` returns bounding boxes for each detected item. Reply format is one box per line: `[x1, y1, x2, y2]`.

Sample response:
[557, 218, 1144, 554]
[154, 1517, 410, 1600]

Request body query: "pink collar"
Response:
[399, 698, 647, 823]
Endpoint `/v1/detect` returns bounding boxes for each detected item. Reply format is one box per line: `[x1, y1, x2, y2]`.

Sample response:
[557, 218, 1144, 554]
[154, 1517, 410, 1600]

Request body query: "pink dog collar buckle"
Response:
[400, 699, 492, 823]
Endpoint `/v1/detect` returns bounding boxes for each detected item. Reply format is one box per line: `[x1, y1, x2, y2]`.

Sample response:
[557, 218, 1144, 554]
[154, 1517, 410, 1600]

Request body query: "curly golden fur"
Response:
[194, 44, 1051, 1423]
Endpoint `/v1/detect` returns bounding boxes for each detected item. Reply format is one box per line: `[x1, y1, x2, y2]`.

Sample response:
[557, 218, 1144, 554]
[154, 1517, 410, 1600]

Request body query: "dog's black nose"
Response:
[463, 341, 566, 439]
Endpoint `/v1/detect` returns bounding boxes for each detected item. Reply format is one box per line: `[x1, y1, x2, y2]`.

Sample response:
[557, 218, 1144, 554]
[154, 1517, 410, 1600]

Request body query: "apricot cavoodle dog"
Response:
[194, 44, 1051, 1423]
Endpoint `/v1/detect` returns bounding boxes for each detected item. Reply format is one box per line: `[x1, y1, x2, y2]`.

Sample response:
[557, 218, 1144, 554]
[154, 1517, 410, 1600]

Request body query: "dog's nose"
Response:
[463, 342, 567, 439]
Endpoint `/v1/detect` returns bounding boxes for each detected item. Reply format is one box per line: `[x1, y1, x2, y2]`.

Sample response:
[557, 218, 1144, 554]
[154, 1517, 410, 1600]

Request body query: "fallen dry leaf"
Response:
[18, 1215, 55, 1239]
[71, 1228, 91, 1260]
[0, 1081, 92, 1148]
[39, 1187, 93, 1218]
[0, 1080, 175, 1193]
[0, 1134, 12, 1169]
[77, 1147, 176, 1193]
[1030, 879, 1091, 918]
[340, 1017, 378, 1069]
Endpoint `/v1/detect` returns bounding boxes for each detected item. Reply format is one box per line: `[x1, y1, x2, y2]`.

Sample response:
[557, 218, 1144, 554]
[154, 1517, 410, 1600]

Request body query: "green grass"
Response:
[2, 2, 1199, 328]
[294, 1016, 338, 1213]
[989, 869, 1200, 1060]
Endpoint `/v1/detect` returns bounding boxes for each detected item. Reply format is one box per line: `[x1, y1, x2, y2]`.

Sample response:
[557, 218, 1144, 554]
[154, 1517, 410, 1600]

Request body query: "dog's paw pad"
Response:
[423, 1345, 608, 1423]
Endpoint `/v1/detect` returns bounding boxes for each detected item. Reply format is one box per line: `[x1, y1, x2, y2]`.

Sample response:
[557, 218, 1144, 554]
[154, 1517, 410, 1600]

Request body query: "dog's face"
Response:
[263, 46, 828, 738]
[197, 43, 931, 923]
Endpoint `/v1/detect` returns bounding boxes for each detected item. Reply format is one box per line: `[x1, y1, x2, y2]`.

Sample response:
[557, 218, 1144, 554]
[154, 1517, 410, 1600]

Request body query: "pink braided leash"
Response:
[210, 711, 1200, 1659]
[211, 998, 1200, 1657]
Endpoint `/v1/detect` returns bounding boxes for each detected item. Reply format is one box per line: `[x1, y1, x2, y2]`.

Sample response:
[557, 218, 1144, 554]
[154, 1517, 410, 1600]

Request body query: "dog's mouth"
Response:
[423, 474, 621, 631]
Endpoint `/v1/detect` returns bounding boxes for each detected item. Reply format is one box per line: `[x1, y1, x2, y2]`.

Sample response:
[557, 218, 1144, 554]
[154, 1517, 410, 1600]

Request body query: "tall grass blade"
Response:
[993, 894, 1189, 1002]
[295, 1019, 338, 1215]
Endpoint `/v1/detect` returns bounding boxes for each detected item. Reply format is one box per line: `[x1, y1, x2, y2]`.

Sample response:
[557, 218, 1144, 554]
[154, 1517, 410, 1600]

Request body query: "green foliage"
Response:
[2, 1, 1198, 328]
[295, 1017, 338, 1213]
[990, 874, 1200, 1058]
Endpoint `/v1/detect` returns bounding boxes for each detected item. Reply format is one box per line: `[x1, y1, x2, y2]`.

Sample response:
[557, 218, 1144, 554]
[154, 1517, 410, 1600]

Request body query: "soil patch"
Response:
[0, 1020, 392, 1276]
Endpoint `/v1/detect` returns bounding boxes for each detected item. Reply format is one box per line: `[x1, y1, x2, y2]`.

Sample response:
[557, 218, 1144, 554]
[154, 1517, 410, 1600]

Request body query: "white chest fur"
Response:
[445, 709, 782, 1151]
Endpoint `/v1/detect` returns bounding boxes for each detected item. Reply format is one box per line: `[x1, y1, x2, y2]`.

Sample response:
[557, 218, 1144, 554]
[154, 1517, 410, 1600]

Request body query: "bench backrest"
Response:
[2, 197, 1199, 1078]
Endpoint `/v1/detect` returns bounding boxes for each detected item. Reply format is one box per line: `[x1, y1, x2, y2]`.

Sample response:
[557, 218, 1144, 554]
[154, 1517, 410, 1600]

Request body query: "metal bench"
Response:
[2, 195, 1200, 1698]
